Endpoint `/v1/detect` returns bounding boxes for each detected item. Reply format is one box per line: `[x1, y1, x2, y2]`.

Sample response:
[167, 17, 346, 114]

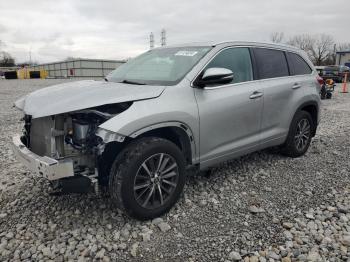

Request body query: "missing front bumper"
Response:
[11, 135, 74, 181]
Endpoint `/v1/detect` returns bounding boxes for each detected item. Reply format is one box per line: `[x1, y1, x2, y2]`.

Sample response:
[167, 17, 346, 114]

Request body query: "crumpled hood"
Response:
[15, 80, 165, 118]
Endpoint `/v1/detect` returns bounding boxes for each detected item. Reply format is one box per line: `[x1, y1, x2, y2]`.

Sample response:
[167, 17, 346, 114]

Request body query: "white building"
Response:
[32, 58, 125, 78]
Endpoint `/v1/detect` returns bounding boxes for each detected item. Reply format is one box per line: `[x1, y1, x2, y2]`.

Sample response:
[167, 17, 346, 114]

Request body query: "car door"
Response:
[193, 47, 263, 167]
[252, 48, 308, 146]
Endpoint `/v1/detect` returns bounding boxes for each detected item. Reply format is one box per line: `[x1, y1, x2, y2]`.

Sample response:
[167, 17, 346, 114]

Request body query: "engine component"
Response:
[72, 120, 90, 145]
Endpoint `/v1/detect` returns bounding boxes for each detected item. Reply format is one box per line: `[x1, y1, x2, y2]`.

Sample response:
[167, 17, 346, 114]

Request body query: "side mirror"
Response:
[196, 67, 234, 87]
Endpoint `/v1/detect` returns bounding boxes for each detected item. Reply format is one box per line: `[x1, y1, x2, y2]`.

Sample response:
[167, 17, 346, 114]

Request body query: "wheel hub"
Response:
[151, 173, 160, 184]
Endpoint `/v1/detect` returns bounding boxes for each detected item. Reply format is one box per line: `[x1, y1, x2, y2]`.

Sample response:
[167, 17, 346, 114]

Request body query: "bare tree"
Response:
[287, 34, 314, 53]
[65, 56, 79, 61]
[309, 34, 334, 66]
[287, 34, 334, 65]
[0, 51, 15, 66]
[270, 32, 285, 43]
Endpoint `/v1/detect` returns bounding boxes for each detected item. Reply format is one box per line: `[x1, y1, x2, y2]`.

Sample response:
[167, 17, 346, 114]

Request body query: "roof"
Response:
[159, 40, 300, 52]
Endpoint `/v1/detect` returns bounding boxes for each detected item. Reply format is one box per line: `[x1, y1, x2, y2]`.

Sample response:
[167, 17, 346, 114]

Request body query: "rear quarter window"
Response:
[253, 48, 289, 79]
[286, 52, 312, 75]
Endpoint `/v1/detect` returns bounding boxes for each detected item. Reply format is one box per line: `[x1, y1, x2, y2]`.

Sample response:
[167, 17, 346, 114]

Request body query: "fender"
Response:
[98, 84, 200, 163]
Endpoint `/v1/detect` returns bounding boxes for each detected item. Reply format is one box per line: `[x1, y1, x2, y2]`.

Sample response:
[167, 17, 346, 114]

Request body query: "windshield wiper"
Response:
[120, 79, 146, 85]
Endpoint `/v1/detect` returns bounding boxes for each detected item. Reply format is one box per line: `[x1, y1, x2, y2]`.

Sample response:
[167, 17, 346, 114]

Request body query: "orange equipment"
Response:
[325, 79, 334, 86]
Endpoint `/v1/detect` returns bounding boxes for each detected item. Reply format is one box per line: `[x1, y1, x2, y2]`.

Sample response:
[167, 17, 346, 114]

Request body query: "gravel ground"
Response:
[0, 79, 349, 261]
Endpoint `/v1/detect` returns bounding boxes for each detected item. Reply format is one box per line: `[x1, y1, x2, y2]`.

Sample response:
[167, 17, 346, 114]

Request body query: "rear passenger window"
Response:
[286, 52, 312, 75]
[205, 47, 253, 84]
[253, 48, 289, 79]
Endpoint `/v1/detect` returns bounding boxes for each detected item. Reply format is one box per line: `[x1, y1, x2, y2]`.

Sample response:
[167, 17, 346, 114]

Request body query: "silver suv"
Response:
[12, 41, 321, 220]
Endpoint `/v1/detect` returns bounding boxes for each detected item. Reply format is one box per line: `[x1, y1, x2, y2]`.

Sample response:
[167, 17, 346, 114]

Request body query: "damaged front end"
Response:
[12, 102, 132, 194]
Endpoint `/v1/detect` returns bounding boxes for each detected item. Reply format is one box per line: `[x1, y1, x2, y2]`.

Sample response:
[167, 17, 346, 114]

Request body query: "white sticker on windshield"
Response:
[174, 51, 198, 57]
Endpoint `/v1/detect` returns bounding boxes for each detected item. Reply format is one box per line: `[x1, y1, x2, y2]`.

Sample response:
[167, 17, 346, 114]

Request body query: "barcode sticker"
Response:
[174, 51, 198, 57]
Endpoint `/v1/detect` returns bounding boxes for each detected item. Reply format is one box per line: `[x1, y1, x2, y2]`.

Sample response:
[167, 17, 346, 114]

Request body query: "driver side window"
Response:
[205, 47, 253, 85]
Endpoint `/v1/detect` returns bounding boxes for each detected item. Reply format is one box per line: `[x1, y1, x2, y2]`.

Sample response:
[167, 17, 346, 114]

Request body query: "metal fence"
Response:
[31, 59, 125, 78]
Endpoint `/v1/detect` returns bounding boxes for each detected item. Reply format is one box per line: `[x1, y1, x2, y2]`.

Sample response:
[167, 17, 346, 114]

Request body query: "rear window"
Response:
[253, 48, 289, 79]
[286, 52, 312, 75]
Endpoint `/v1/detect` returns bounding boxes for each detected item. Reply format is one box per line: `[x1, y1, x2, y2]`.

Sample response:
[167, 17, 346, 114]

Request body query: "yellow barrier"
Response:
[16, 68, 48, 79]
[17, 68, 30, 79]
[39, 70, 48, 79]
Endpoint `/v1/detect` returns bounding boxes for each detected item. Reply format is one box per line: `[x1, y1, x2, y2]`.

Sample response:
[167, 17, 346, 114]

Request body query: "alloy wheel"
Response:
[133, 153, 179, 209]
[294, 118, 311, 151]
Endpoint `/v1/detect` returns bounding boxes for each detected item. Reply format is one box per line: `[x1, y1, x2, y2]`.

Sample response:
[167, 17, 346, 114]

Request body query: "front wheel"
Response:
[281, 111, 313, 158]
[109, 137, 186, 220]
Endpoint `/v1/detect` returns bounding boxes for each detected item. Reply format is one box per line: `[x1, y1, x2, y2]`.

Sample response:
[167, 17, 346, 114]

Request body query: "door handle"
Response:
[249, 91, 263, 99]
[292, 83, 302, 89]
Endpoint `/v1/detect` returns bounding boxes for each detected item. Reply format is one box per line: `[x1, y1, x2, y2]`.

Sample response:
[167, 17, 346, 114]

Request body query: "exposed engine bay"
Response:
[20, 102, 132, 193]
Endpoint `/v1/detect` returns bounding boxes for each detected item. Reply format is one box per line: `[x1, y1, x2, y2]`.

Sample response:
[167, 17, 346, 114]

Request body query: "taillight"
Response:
[316, 75, 324, 86]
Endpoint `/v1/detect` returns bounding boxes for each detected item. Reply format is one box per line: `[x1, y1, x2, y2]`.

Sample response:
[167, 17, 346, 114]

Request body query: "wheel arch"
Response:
[129, 122, 196, 166]
[97, 122, 196, 185]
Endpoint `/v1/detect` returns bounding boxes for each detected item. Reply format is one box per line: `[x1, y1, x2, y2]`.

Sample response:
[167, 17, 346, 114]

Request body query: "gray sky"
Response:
[0, 0, 349, 63]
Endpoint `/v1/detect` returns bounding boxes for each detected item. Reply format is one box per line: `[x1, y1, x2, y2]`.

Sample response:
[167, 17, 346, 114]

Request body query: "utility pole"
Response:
[161, 29, 166, 47]
[29, 46, 32, 65]
[150, 32, 154, 49]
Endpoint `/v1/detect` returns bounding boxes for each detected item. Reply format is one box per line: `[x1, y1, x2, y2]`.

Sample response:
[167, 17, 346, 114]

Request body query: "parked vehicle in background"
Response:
[322, 65, 349, 83]
[11, 41, 321, 220]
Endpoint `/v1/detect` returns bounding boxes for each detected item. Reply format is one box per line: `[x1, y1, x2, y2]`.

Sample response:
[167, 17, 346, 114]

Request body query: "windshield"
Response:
[107, 46, 212, 86]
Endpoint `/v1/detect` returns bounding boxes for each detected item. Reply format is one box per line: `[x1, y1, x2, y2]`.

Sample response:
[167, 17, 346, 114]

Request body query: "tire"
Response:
[281, 111, 313, 158]
[326, 92, 332, 99]
[320, 86, 326, 100]
[109, 137, 186, 220]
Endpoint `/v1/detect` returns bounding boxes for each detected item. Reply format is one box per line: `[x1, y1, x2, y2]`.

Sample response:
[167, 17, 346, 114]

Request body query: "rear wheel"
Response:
[109, 137, 186, 220]
[281, 111, 313, 158]
[320, 86, 326, 99]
